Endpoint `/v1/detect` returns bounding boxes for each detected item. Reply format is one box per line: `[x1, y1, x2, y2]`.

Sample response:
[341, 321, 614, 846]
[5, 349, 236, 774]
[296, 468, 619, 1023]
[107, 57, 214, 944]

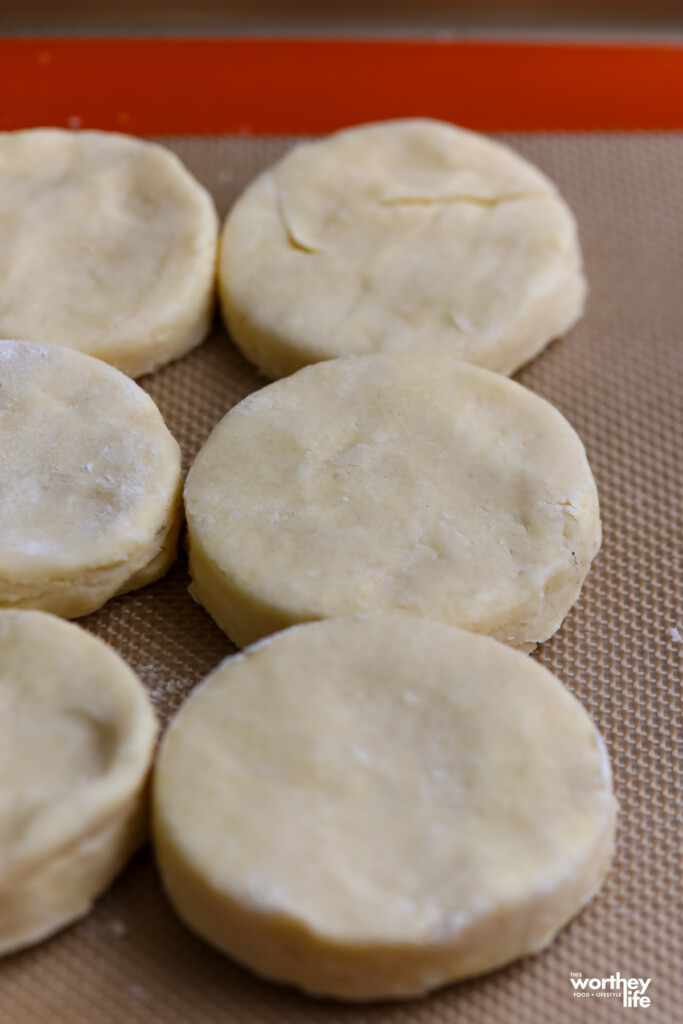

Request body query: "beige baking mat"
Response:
[2, 133, 682, 1023]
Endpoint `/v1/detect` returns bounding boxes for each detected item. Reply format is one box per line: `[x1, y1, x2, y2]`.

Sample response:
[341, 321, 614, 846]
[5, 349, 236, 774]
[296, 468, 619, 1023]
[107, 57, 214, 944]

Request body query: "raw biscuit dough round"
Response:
[219, 118, 585, 379]
[0, 609, 158, 955]
[0, 129, 218, 378]
[153, 616, 616, 1000]
[184, 354, 601, 650]
[0, 339, 182, 618]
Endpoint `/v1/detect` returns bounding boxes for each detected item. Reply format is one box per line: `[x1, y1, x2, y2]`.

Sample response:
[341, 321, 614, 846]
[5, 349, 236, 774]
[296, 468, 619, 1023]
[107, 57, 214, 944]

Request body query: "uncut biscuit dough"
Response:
[0, 610, 158, 955]
[153, 616, 616, 1000]
[0, 129, 218, 378]
[0, 340, 182, 618]
[219, 118, 585, 379]
[185, 354, 601, 650]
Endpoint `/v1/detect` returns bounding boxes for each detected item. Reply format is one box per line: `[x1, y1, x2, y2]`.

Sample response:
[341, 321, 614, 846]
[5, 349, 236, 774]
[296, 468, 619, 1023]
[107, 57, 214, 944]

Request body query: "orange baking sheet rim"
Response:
[2, 37, 683, 134]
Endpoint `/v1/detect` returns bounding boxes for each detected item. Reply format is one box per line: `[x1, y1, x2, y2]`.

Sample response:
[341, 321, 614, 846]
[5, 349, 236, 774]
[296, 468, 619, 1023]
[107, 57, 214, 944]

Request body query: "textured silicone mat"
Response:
[1, 133, 681, 1024]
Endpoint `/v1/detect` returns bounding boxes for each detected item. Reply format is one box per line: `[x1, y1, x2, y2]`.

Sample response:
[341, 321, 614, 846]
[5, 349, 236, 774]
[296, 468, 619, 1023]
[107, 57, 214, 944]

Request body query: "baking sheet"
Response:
[1, 132, 681, 1024]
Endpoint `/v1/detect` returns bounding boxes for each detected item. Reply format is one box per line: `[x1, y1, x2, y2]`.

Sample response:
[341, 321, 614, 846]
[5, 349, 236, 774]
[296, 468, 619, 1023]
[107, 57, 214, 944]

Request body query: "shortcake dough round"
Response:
[0, 339, 182, 618]
[219, 118, 585, 379]
[0, 129, 218, 377]
[185, 354, 601, 650]
[153, 616, 616, 1000]
[0, 610, 157, 955]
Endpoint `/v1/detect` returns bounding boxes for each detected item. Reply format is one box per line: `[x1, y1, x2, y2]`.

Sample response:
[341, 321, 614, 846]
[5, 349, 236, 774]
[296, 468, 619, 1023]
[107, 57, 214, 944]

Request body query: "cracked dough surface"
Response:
[0, 610, 157, 955]
[185, 354, 601, 649]
[0, 339, 182, 618]
[0, 129, 218, 378]
[219, 118, 585, 379]
[153, 616, 616, 1000]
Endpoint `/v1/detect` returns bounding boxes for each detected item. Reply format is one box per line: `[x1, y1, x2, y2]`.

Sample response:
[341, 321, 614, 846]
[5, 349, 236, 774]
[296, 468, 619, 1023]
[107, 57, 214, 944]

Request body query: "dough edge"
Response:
[218, 118, 586, 380]
[153, 617, 616, 1000]
[0, 490, 183, 619]
[184, 355, 601, 651]
[0, 611, 158, 955]
[155, 801, 615, 1000]
[0, 130, 219, 379]
[0, 339, 184, 619]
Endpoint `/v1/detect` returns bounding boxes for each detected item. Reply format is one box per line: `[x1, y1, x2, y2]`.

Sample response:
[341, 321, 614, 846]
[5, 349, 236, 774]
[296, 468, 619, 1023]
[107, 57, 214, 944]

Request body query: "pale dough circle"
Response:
[0, 609, 158, 955]
[185, 354, 601, 650]
[0, 339, 182, 618]
[0, 129, 218, 378]
[219, 118, 585, 380]
[153, 616, 616, 1000]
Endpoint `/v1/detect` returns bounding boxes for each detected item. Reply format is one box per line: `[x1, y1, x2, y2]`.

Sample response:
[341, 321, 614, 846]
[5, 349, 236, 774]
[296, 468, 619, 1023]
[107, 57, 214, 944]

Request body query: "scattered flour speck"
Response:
[128, 983, 149, 1002]
[135, 664, 192, 721]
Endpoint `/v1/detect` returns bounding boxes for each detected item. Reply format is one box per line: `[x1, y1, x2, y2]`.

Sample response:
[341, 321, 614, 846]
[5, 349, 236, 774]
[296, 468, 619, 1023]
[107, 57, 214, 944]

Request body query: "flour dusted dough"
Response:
[185, 354, 600, 650]
[219, 119, 585, 379]
[0, 129, 218, 378]
[0, 340, 182, 618]
[153, 616, 616, 1000]
[0, 610, 157, 955]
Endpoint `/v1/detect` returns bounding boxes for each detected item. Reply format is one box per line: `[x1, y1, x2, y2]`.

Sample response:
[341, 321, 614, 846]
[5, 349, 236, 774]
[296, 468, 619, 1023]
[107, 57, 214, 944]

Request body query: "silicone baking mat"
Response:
[1, 48, 682, 1023]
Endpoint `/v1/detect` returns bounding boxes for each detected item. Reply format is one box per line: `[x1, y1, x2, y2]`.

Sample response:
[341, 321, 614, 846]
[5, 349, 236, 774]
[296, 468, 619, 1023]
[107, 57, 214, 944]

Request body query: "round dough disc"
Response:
[0, 339, 182, 618]
[0, 129, 218, 378]
[153, 616, 616, 1000]
[185, 354, 601, 650]
[0, 609, 157, 955]
[219, 118, 585, 379]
